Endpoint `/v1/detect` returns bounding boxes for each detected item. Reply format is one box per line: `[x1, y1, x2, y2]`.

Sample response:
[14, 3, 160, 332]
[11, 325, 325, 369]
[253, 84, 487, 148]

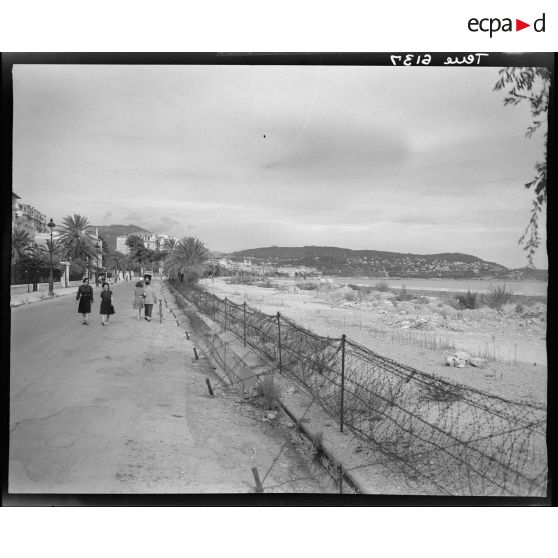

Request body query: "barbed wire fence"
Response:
[159, 281, 348, 493]
[165, 281, 547, 496]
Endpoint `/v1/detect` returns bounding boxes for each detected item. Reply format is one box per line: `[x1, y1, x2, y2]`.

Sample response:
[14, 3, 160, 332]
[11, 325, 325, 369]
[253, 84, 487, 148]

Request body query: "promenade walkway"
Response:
[9, 279, 332, 494]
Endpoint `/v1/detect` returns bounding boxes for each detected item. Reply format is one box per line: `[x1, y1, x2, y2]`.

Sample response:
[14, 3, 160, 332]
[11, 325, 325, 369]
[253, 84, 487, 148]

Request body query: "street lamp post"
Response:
[47, 218, 55, 296]
[95, 241, 101, 284]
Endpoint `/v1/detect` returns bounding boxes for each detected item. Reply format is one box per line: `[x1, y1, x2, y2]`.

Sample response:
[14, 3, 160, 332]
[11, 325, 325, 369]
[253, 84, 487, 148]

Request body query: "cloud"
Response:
[12, 64, 548, 269]
[160, 216, 181, 226]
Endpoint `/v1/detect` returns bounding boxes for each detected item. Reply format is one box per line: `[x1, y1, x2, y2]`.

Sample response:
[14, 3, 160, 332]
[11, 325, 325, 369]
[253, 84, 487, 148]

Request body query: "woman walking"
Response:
[143, 280, 157, 322]
[132, 279, 145, 320]
[99, 282, 115, 326]
[142, 279, 158, 322]
[76, 277, 94, 325]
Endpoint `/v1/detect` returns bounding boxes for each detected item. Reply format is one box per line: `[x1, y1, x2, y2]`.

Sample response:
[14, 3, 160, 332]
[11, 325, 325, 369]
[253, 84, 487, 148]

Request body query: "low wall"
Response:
[10, 281, 83, 295]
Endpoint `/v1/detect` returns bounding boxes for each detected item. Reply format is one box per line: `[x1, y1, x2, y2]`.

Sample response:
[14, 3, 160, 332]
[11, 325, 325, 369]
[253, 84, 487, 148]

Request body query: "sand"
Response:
[199, 277, 547, 406]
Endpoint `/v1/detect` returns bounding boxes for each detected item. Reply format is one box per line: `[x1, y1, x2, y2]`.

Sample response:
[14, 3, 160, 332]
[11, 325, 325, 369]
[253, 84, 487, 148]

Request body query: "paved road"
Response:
[10, 280, 333, 494]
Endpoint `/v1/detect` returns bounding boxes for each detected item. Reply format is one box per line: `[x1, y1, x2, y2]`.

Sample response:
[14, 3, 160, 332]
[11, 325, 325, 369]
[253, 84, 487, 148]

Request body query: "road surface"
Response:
[10, 280, 334, 493]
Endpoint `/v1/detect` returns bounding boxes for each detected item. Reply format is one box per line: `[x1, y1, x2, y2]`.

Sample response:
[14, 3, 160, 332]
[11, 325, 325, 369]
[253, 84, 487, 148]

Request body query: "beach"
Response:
[200, 276, 548, 405]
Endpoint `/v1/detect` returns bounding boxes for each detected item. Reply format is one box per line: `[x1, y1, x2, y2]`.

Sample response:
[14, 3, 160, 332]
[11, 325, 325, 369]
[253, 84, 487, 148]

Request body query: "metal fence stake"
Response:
[243, 301, 247, 347]
[224, 298, 228, 331]
[340, 334, 346, 433]
[277, 312, 282, 374]
[251, 466, 264, 493]
[205, 378, 214, 396]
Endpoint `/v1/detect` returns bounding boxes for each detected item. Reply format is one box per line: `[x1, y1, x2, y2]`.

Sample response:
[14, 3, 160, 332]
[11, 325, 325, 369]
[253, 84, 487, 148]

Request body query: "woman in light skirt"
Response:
[132, 280, 145, 320]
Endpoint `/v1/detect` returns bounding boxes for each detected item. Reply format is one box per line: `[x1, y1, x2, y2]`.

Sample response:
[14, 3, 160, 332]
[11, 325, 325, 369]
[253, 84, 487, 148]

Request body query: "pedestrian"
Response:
[132, 279, 145, 320]
[143, 279, 158, 322]
[99, 282, 115, 326]
[76, 277, 94, 325]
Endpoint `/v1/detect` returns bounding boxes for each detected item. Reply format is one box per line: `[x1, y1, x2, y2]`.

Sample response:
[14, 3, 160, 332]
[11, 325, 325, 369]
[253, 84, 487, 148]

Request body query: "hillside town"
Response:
[11, 191, 546, 292]
[224, 248, 545, 280]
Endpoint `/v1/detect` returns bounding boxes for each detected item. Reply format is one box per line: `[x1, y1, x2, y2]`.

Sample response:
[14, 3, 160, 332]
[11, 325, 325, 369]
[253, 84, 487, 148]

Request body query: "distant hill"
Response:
[88, 224, 151, 252]
[227, 245, 510, 278]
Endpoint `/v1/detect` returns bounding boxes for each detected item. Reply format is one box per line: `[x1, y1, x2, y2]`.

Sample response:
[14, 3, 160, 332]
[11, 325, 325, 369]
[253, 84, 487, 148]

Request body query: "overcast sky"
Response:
[13, 64, 548, 268]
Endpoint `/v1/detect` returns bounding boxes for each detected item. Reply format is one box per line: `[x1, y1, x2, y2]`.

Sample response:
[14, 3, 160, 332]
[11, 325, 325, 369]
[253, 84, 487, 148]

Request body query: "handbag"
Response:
[110, 305, 115, 315]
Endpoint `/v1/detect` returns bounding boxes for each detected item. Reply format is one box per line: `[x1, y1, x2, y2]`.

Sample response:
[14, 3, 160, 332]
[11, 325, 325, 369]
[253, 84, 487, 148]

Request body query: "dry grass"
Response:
[253, 374, 281, 410]
[310, 429, 325, 464]
[390, 329, 457, 352]
[482, 284, 515, 310]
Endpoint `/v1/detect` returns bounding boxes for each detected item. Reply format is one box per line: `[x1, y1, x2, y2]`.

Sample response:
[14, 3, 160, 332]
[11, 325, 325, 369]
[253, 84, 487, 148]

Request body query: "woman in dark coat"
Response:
[99, 282, 115, 326]
[76, 277, 94, 325]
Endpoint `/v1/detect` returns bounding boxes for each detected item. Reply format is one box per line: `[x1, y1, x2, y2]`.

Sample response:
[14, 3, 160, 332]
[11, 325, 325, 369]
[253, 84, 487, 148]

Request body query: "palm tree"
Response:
[11, 229, 33, 283]
[164, 236, 210, 285]
[165, 238, 177, 251]
[57, 214, 98, 261]
[41, 237, 62, 259]
[12, 229, 33, 262]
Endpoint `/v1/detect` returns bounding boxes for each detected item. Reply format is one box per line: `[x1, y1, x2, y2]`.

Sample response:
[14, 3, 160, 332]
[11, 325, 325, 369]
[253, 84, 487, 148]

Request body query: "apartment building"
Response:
[116, 232, 172, 254]
[12, 193, 48, 238]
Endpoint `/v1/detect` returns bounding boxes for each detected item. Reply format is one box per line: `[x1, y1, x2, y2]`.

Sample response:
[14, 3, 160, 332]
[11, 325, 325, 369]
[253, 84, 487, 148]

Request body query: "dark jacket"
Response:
[76, 284, 93, 302]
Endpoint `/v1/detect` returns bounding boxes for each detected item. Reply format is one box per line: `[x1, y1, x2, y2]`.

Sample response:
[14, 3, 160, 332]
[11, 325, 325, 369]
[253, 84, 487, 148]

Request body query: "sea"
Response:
[325, 277, 547, 297]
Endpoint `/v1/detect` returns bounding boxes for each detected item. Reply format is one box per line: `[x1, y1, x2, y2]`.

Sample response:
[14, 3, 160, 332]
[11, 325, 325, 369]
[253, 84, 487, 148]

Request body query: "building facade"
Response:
[116, 232, 173, 254]
[12, 194, 48, 239]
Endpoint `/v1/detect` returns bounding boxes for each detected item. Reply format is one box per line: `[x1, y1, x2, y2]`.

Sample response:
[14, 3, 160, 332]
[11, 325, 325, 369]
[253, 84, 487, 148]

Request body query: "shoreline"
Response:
[321, 276, 547, 299]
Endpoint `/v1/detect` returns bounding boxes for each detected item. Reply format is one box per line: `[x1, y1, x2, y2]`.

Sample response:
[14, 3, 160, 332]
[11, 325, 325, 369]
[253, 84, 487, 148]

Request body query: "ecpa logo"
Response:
[468, 13, 546, 37]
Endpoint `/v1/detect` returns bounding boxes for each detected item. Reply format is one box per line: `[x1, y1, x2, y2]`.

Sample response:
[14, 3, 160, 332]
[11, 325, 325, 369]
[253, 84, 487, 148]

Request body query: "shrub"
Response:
[253, 374, 281, 410]
[374, 281, 390, 292]
[394, 284, 414, 301]
[348, 284, 373, 295]
[296, 282, 318, 291]
[445, 296, 461, 310]
[483, 284, 514, 310]
[456, 290, 479, 310]
[515, 303, 525, 314]
[343, 289, 359, 302]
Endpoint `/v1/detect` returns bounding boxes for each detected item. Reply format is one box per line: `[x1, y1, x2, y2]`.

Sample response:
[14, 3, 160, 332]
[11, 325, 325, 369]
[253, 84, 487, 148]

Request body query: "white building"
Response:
[116, 235, 131, 254]
[116, 232, 172, 253]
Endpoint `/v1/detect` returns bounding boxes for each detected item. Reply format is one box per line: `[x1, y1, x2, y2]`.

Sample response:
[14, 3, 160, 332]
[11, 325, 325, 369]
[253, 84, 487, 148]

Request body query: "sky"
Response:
[12, 63, 548, 269]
